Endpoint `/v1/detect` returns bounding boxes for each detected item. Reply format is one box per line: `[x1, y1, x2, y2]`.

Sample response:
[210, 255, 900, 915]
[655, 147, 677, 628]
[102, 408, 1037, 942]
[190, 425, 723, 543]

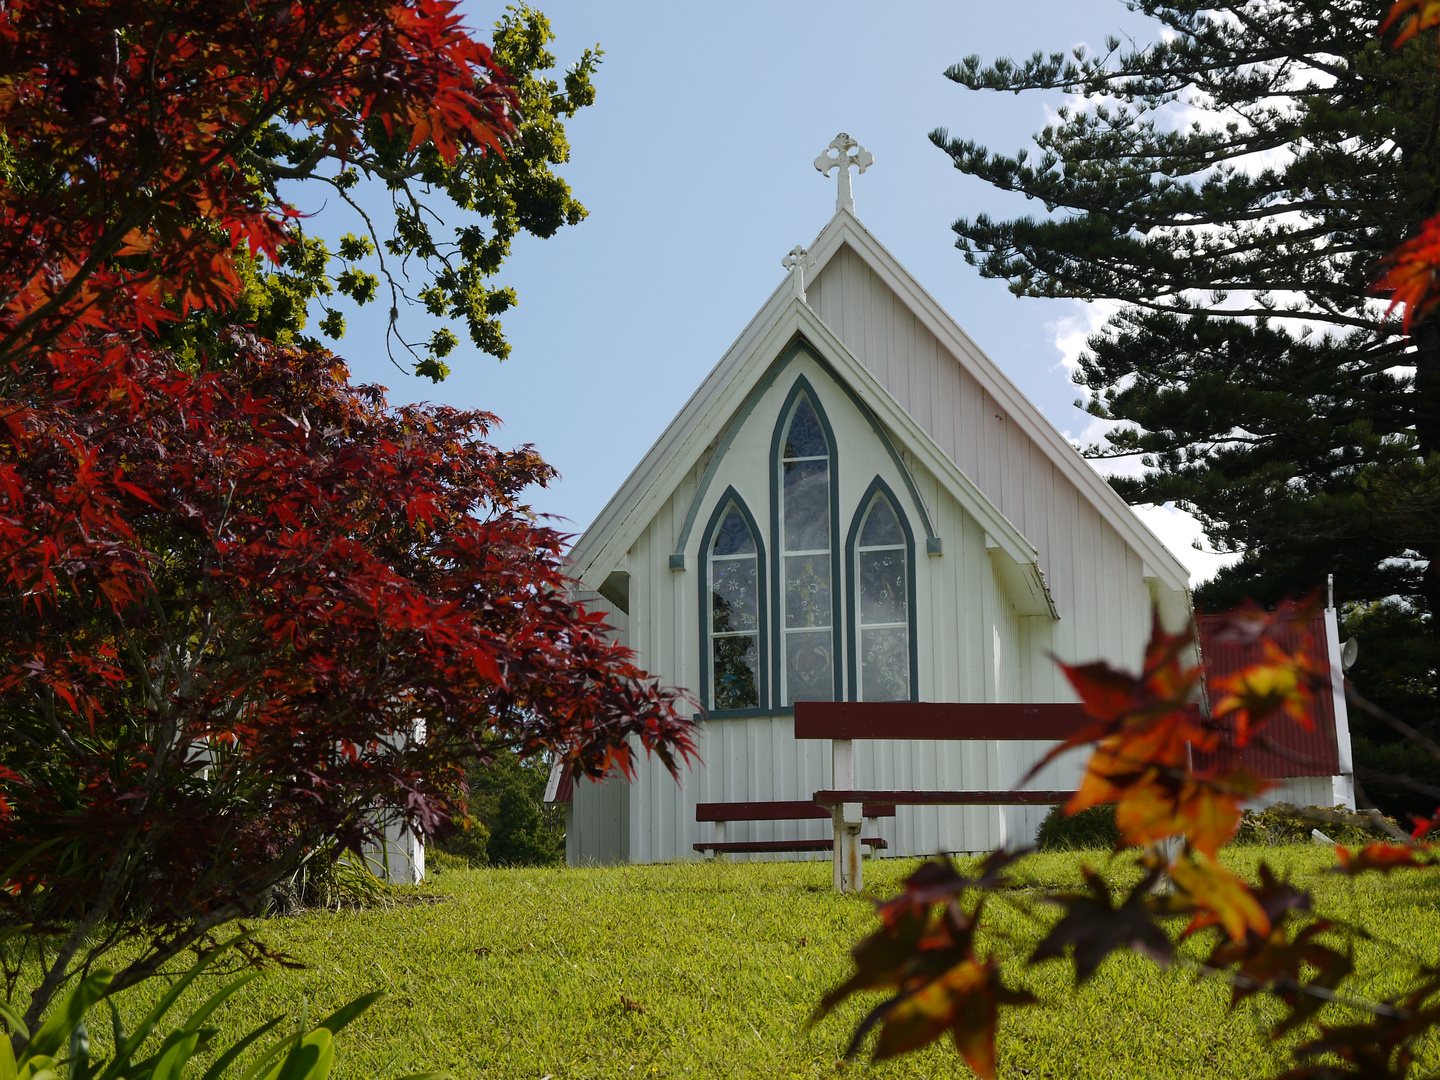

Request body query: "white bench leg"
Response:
[831, 738, 854, 891]
[864, 816, 877, 859]
[707, 820, 726, 860]
[832, 803, 863, 892]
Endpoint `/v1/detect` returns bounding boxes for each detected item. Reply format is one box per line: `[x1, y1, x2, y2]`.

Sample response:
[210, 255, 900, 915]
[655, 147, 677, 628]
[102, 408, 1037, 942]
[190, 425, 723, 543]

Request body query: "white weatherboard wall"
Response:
[565, 207, 1193, 865]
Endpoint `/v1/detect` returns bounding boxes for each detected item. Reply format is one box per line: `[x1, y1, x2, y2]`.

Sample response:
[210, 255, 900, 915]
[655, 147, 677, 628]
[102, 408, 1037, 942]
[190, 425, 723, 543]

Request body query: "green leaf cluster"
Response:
[0, 936, 421, 1080]
[180, 5, 597, 381]
[434, 751, 562, 867]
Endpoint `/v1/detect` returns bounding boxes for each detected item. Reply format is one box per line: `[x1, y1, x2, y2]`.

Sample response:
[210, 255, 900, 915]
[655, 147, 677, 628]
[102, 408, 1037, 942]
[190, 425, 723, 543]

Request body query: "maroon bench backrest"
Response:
[793, 701, 1096, 741]
[696, 800, 897, 822]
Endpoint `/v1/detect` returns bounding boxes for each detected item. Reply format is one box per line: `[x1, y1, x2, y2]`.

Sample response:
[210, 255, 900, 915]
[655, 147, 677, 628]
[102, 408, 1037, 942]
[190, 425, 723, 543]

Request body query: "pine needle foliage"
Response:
[931, 2, 1440, 668]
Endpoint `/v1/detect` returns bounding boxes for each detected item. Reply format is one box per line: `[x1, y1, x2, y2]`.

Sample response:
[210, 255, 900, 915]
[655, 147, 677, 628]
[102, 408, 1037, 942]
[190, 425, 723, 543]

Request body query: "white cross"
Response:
[782, 245, 815, 301]
[814, 133, 873, 216]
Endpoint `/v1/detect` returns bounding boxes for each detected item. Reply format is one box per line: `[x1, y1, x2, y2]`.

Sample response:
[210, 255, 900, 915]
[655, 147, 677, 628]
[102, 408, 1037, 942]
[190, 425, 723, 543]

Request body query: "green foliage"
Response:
[1035, 803, 1119, 851]
[1029, 800, 1386, 855]
[1333, 599, 1440, 819]
[433, 752, 562, 868]
[433, 815, 490, 869]
[487, 782, 560, 867]
[1352, 735, 1440, 821]
[232, 5, 599, 380]
[1342, 600, 1439, 736]
[269, 853, 396, 915]
[1230, 802, 1395, 846]
[934, 1, 1440, 704]
[422, 849, 471, 875]
[0, 936, 397, 1080]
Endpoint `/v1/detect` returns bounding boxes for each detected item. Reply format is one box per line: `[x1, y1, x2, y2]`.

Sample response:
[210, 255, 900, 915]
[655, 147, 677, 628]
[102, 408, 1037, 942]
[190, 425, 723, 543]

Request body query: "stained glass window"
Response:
[709, 503, 760, 710]
[780, 392, 833, 704]
[856, 491, 909, 701]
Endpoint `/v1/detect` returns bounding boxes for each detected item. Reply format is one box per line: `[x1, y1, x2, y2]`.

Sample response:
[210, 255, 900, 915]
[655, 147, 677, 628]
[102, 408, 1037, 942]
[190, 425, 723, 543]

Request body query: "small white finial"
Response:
[782, 245, 815, 301]
[814, 133, 873, 215]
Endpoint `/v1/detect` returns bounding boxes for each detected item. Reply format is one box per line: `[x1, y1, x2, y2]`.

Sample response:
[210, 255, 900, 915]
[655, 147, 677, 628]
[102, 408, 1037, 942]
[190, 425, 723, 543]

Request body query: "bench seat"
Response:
[693, 838, 887, 854]
[696, 799, 895, 821]
[811, 789, 1074, 807]
[694, 800, 894, 860]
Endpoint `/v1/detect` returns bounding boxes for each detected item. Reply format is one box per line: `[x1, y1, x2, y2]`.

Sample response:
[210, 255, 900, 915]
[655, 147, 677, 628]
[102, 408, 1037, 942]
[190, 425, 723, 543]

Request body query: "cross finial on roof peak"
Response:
[782, 244, 815, 301]
[814, 133, 873, 216]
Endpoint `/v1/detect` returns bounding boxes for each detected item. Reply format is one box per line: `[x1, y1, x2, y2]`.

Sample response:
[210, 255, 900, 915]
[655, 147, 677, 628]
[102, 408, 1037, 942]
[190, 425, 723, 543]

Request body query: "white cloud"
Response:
[1130, 502, 1242, 587]
[1046, 297, 1118, 374]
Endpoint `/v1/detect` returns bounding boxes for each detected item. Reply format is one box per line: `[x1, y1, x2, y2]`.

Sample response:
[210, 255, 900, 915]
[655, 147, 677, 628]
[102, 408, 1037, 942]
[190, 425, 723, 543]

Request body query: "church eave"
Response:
[798, 209, 1191, 595]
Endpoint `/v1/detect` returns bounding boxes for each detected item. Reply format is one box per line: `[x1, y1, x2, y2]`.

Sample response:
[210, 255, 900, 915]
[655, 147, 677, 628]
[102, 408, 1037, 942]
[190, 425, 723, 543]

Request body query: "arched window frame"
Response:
[845, 476, 919, 702]
[769, 376, 843, 706]
[697, 487, 768, 716]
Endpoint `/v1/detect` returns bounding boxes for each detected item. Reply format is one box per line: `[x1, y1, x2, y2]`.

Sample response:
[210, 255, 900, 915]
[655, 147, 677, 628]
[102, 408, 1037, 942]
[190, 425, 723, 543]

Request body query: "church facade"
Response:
[551, 137, 1348, 864]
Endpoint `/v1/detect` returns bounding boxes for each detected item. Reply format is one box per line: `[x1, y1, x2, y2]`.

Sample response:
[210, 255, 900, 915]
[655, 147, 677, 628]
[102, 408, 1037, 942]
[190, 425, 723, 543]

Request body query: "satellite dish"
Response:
[1341, 637, 1359, 672]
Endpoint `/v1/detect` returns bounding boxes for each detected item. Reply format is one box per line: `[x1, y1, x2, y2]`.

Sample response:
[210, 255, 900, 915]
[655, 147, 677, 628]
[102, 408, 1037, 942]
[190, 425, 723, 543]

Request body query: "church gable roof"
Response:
[569, 204, 1189, 605]
[570, 294, 1055, 616]
[800, 209, 1188, 593]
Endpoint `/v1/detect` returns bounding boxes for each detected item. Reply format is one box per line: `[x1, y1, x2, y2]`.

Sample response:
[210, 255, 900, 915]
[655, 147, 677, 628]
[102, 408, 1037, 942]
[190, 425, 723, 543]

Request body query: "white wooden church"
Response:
[547, 135, 1355, 866]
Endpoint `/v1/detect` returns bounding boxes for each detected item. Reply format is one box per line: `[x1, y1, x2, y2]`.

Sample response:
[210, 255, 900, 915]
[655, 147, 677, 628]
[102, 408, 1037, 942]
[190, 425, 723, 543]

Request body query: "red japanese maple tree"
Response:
[0, 0, 695, 1032]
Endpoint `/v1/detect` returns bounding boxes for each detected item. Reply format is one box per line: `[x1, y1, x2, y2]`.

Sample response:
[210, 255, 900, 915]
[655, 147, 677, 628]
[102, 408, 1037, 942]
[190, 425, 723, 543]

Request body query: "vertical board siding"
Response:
[572, 240, 1169, 864]
[810, 244, 1150, 660]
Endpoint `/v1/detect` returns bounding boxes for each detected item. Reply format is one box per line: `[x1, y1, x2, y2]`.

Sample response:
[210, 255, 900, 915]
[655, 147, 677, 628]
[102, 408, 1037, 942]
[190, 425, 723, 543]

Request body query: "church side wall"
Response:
[566, 772, 630, 865]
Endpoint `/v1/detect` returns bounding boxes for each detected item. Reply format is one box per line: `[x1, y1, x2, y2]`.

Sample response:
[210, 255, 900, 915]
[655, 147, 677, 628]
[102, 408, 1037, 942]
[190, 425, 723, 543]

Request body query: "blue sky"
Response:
[310, 1, 1237, 584]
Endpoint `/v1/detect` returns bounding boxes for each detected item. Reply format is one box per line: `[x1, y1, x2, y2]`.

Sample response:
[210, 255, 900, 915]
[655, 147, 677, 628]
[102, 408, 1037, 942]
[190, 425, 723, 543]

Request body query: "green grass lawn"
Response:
[90, 849, 1440, 1079]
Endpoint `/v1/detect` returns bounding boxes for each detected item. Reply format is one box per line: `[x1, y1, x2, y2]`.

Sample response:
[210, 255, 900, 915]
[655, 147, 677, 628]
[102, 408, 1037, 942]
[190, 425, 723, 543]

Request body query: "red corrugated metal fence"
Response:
[1193, 612, 1339, 778]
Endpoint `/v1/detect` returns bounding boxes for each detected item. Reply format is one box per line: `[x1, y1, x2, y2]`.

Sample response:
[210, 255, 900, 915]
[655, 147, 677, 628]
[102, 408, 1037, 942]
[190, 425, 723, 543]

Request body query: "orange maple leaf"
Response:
[870, 958, 1034, 1078]
[1169, 852, 1271, 941]
[1109, 768, 1268, 857]
[1210, 638, 1324, 746]
[1374, 214, 1440, 334]
[1335, 842, 1426, 875]
[1381, 0, 1440, 50]
[1026, 613, 1203, 787]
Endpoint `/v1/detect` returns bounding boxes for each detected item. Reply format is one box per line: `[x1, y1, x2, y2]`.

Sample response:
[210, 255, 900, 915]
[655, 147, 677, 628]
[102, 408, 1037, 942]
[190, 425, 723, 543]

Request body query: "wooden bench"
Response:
[795, 702, 1092, 891]
[694, 800, 894, 858]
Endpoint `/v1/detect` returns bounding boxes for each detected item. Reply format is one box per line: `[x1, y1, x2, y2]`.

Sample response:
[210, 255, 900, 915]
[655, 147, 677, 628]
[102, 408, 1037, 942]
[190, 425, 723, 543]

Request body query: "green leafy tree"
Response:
[931, 0, 1440, 755]
[437, 752, 563, 866]
[170, 6, 597, 381]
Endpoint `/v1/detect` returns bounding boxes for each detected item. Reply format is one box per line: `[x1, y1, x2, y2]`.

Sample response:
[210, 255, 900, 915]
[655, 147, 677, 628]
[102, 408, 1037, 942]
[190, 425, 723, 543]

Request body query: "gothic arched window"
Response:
[847, 482, 916, 702]
[774, 384, 839, 705]
[701, 493, 765, 712]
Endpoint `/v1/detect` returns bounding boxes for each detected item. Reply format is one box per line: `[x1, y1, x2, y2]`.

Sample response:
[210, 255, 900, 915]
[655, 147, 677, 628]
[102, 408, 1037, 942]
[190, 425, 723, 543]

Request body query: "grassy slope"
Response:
[114, 850, 1440, 1079]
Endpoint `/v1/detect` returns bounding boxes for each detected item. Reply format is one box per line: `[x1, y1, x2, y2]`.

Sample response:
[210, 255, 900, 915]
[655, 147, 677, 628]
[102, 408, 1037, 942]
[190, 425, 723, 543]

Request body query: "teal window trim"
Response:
[845, 476, 919, 702]
[671, 337, 939, 564]
[770, 375, 844, 704]
[697, 486, 768, 716]
[692, 707, 794, 722]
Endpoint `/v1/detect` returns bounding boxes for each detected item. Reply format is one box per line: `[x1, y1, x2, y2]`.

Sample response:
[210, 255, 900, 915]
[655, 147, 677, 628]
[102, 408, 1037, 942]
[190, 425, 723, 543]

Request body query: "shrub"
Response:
[433, 752, 563, 867]
[1230, 803, 1397, 847]
[425, 849, 472, 875]
[266, 850, 396, 915]
[1035, 803, 1120, 851]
